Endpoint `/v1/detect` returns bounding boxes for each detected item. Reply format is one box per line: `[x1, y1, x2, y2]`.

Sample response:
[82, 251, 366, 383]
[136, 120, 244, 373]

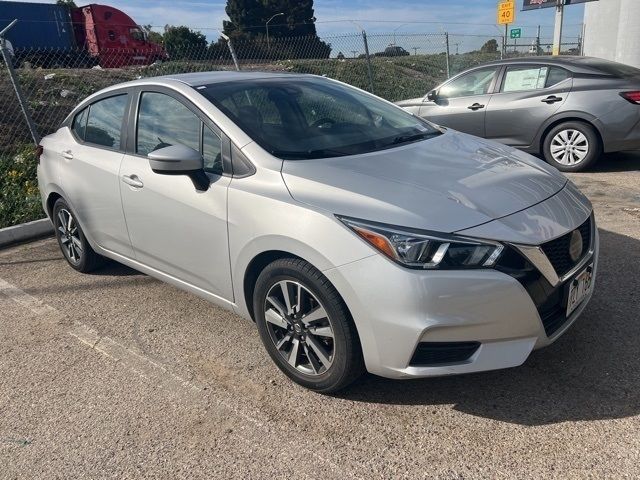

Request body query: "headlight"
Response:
[338, 216, 504, 270]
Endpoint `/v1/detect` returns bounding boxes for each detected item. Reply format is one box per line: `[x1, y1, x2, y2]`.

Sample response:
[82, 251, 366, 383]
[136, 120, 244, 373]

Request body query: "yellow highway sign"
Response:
[497, 1, 515, 25]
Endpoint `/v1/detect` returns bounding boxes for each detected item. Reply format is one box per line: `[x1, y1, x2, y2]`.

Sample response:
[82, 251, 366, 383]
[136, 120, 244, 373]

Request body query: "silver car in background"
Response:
[397, 56, 640, 172]
[37, 72, 598, 392]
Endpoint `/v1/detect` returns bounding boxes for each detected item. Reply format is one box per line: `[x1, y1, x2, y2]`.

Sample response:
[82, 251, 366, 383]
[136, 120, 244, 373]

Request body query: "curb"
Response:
[0, 218, 54, 248]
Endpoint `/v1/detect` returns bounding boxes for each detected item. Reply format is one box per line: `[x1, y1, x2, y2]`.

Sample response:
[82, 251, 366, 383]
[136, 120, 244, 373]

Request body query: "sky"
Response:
[7, 0, 587, 49]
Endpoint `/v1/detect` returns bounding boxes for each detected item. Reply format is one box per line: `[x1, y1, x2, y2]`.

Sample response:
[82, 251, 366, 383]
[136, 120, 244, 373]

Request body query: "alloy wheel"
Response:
[56, 208, 83, 264]
[550, 129, 590, 166]
[263, 280, 335, 376]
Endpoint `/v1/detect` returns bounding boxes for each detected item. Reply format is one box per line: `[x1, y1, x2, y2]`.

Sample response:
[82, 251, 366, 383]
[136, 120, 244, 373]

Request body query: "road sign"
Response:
[497, 1, 515, 25]
[522, 0, 598, 11]
[510, 28, 522, 38]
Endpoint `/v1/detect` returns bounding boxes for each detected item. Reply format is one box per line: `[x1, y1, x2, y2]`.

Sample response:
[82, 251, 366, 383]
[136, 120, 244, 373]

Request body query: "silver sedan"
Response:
[37, 72, 598, 392]
[397, 56, 640, 172]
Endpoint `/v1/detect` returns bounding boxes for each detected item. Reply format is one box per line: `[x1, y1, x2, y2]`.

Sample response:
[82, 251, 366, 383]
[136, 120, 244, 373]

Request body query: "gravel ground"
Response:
[1, 152, 639, 479]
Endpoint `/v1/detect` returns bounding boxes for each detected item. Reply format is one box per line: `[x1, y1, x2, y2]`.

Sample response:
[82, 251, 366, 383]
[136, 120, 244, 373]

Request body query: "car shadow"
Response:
[338, 228, 640, 426]
[592, 151, 640, 172]
[90, 260, 142, 277]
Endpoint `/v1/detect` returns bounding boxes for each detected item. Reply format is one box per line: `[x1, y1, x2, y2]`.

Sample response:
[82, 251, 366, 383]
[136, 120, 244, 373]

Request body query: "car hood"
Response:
[281, 130, 567, 233]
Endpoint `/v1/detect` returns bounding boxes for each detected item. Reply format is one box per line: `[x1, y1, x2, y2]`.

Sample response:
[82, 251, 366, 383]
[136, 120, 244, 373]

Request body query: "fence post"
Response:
[361, 30, 374, 94]
[220, 33, 240, 71]
[0, 20, 40, 145]
[444, 32, 451, 79]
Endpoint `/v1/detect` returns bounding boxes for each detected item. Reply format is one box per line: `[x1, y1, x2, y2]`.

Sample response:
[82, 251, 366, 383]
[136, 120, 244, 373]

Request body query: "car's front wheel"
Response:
[53, 198, 104, 273]
[542, 121, 601, 172]
[253, 258, 365, 393]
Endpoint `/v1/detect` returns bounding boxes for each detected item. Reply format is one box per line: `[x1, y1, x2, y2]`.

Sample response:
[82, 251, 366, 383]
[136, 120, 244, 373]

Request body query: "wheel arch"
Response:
[537, 114, 604, 155]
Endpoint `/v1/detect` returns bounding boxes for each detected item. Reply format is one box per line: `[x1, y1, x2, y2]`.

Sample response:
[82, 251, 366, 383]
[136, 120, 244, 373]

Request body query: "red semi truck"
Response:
[0, 1, 167, 68]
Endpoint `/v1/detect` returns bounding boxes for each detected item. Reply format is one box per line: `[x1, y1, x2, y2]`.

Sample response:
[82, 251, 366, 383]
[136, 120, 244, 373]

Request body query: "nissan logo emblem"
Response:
[569, 230, 583, 263]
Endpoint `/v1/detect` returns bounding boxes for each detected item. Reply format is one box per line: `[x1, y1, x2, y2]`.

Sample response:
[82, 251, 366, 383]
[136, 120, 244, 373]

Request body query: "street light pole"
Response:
[266, 12, 284, 49]
[393, 23, 408, 46]
[552, 0, 564, 55]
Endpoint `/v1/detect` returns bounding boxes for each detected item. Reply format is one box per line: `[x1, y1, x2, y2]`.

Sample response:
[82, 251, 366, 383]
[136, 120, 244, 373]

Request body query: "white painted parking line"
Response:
[0, 275, 353, 478]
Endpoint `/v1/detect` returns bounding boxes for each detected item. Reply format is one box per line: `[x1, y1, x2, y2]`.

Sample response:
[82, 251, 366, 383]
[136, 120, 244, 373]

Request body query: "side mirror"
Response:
[425, 90, 438, 102]
[148, 144, 209, 191]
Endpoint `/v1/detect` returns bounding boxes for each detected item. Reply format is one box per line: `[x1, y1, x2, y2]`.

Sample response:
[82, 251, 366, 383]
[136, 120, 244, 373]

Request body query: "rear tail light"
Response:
[620, 91, 640, 104]
[35, 145, 43, 164]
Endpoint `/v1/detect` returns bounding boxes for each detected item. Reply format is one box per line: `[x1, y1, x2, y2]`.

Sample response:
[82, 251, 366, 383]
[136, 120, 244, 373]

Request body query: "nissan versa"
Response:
[37, 72, 598, 392]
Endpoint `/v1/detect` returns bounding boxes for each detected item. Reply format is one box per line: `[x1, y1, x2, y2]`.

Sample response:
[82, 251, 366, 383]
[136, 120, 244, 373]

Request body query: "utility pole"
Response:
[536, 25, 541, 55]
[412, 46, 420, 55]
[552, 0, 564, 56]
[350, 50, 358, 58]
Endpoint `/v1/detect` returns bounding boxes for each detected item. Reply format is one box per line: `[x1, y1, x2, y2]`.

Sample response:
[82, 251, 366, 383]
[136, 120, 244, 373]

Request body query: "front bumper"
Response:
[324, 219, 599, 380]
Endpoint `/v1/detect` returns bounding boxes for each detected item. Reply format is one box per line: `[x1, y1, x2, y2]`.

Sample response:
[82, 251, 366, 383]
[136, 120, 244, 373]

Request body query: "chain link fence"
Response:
[0, 31, 582, 228]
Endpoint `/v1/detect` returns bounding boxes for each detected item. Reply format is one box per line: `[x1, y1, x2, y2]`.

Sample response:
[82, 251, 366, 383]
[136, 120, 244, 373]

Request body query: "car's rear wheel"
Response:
[253, 258, 364, 393]
[543, 121, 601, 172]
[53, 198, 104, 273]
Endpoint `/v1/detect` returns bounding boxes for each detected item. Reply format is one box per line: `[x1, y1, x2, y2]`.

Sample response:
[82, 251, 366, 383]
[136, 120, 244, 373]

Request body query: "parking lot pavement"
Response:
[1, 155, 640, 479]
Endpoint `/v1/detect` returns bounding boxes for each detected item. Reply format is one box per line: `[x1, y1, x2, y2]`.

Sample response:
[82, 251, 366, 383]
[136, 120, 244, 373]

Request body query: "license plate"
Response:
[566, 264, 594, 316]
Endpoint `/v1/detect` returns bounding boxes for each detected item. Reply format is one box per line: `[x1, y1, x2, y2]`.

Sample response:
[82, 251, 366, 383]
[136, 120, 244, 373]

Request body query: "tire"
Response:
[542, 121, 601, 172]
[253, 258, 365, 393]
[52, 198, 105, 273]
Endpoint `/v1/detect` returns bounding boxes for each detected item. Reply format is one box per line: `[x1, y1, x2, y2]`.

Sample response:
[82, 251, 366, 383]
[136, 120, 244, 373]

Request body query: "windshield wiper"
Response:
[272, 149, 350, 160]
[390, 131, 441, 146]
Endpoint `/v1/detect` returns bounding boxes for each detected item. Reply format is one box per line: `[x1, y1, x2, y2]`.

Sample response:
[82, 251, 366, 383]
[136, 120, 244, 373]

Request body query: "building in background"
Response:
[584, 0, 640, 67]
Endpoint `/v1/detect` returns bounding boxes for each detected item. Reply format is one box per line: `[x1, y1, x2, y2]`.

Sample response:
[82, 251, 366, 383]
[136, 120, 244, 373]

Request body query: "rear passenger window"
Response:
[71, 107, 88, 141]
[545, 67, 571, 87]
[85, 95, 128, 149]
[137, 92, 200, 156]
[502, 66, 549, 92]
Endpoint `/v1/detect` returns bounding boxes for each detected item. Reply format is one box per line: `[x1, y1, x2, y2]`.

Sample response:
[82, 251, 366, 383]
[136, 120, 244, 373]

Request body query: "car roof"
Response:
[145, 70, 312, 88]
[480, 56, 614, 74]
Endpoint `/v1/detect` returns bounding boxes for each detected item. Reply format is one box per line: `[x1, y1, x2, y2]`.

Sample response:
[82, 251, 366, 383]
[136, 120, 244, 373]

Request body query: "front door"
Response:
[119, 90, 233, 300]
[419, 66, 500, 138]
[485, 64, 573, 147]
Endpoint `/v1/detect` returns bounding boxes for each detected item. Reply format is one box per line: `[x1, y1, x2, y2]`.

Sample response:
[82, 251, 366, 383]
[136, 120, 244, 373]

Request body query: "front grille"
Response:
[409, 342, 480, 366]
[540, 216, 592, 277]
[496, 247, 569, 337]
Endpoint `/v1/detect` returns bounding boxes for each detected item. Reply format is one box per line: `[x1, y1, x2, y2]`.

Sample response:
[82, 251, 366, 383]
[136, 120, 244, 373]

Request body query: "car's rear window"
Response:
[575, 58, 640, 79]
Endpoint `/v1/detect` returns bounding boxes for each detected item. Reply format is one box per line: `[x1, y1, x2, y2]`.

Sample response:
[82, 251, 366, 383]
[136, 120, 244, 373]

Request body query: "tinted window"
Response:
[201, 78, 440, 160]
[71, 107, 88, 141]
[202, 126, 222, 175]
[440, 67, 499, 98]
[137, 92, 200, 156]
[546, 67, 572, 87]
[575, 58, 640, 79]
[85, 95, 127, 148]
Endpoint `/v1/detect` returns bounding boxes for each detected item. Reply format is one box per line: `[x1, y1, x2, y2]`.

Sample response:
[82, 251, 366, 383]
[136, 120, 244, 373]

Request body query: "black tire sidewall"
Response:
[253, 259, 362, 393]
[52, 199, 93, 272]
[543, 122, 600, 172]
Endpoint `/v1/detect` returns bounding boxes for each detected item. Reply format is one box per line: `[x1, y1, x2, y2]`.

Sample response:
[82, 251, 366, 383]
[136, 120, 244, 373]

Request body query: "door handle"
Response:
[467, 103, 485, 111]
[541, 96, 563, 104]
[61, 150, 73, 159]
[122, 174, 144, 188]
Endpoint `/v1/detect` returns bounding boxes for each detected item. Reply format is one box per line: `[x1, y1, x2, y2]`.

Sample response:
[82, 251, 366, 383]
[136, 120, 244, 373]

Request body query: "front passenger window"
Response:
[439, 67, 499, 98]
[202, 126, 222, 175]
[137, 92, 200, 156]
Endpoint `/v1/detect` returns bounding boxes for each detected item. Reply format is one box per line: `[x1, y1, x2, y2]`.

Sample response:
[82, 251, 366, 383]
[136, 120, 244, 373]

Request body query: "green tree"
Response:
[480, 39, 498, 54]
[163, 26, 208, 59]
[220, 0, 330, 59]
[143, 25, 164, 45]
[56, 0, 78, 7]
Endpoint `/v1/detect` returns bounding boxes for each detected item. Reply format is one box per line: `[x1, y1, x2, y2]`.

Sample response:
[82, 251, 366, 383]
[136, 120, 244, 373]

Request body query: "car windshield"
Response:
[200, 77, 441, 159]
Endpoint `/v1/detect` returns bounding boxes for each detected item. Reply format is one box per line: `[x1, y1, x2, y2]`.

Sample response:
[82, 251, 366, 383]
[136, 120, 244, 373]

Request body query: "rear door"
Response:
[418, 66, 500, 137]
[485, 64, 573, 147]
[61, 92, 134, 258]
